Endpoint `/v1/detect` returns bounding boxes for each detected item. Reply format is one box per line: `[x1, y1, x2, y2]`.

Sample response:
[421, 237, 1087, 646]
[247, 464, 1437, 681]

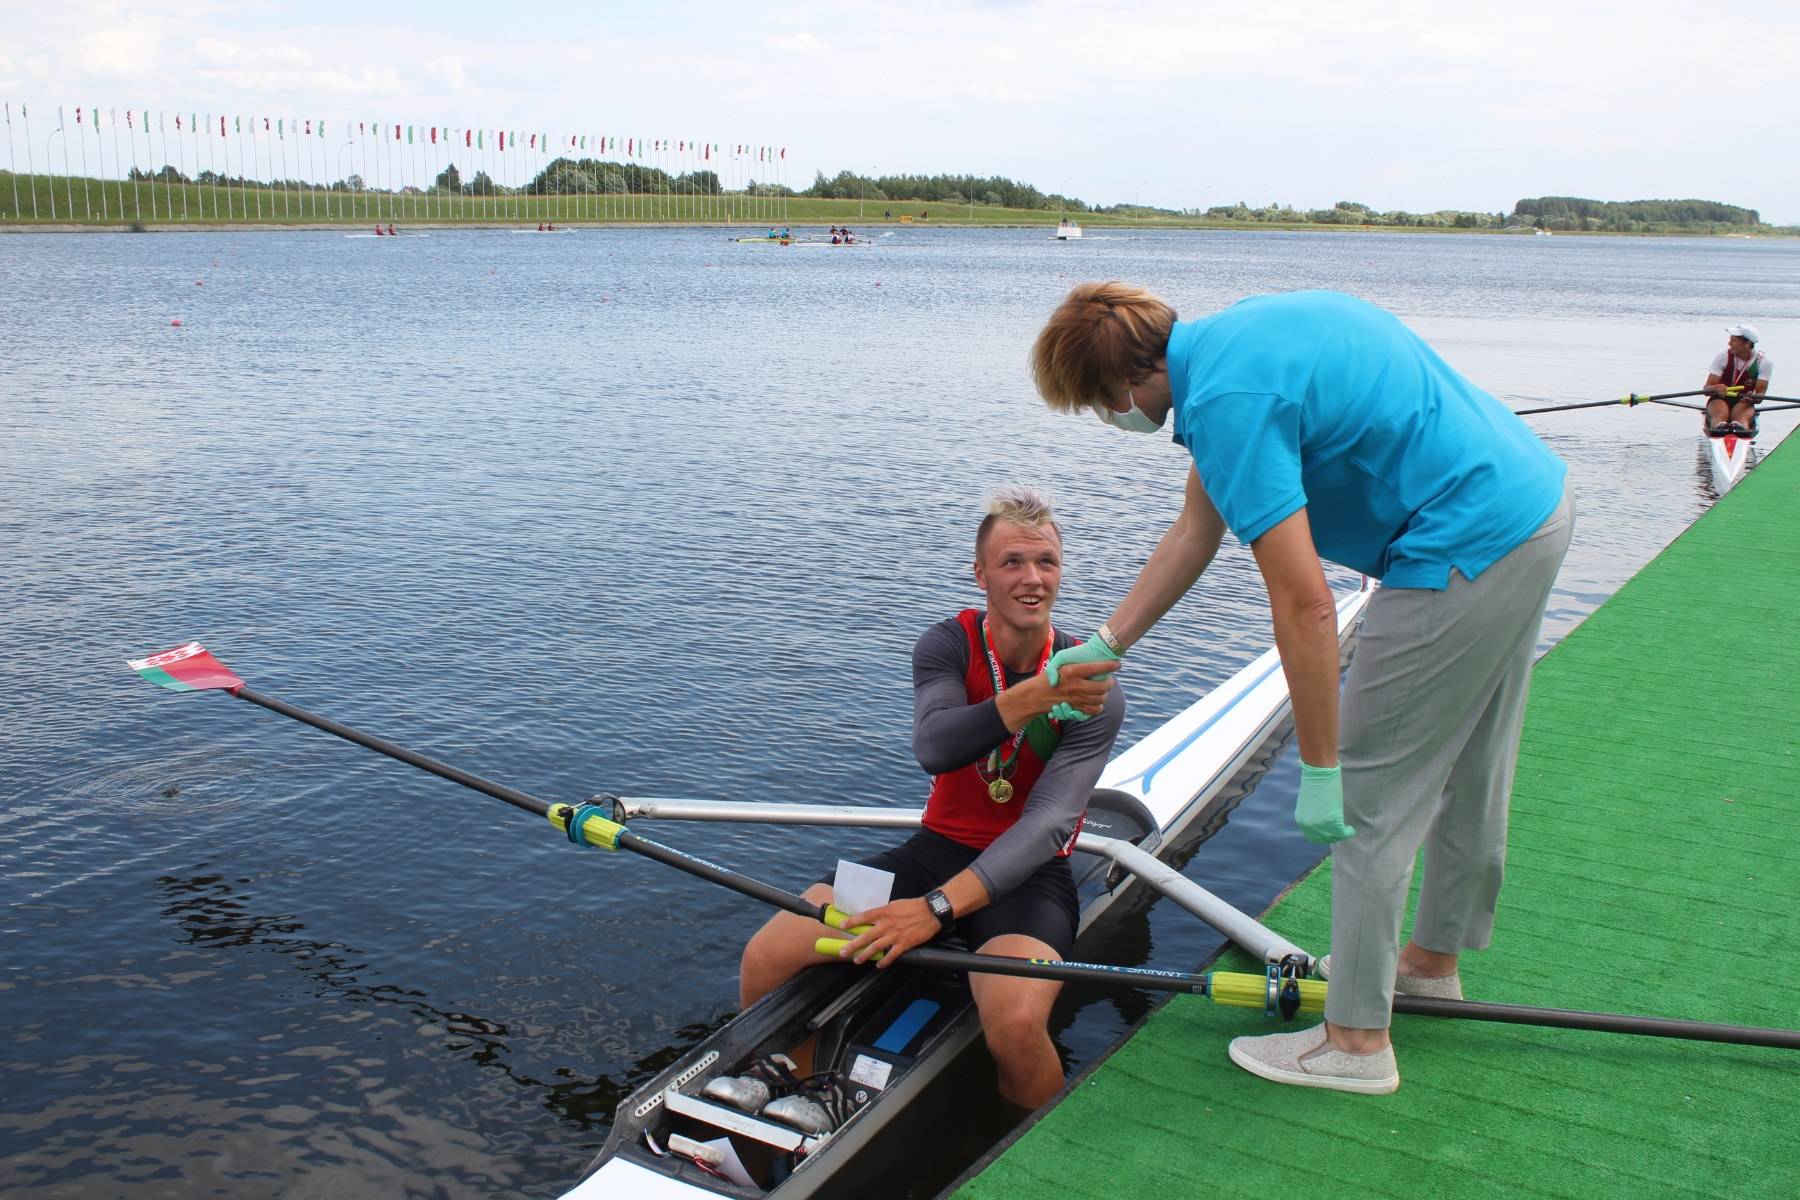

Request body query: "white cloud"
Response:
[74, 21, 162, 79]
[425, 55, 467, 90]
[765, 32, 828, 54]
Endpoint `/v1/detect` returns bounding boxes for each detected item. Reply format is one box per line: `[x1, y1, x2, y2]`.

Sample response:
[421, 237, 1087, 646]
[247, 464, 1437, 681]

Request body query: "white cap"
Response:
[1726, 323, 1760, 345]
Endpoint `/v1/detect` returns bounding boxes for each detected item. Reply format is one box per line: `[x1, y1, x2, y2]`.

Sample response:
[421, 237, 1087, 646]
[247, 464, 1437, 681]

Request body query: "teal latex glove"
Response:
[1295, 762, 1355, 844]
[1044, 636, 1122, 723]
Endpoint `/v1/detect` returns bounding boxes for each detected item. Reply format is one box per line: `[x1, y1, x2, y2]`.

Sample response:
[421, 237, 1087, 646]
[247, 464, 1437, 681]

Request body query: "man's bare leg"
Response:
[740, 882, 838, 1009]
[969, 933, 1065, 1110]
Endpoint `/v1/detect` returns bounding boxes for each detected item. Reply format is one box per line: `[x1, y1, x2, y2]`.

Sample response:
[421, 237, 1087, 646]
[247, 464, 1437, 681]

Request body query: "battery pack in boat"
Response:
[836, 992, 945, 1104]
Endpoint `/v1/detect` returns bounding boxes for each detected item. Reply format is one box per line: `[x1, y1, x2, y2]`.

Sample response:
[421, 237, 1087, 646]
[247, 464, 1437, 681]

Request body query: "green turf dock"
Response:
[958, 444, 1800, 1199]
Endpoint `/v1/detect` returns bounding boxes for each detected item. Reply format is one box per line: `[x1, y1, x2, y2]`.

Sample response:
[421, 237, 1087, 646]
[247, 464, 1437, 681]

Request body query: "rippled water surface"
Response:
[4, 226, 1798, 1199]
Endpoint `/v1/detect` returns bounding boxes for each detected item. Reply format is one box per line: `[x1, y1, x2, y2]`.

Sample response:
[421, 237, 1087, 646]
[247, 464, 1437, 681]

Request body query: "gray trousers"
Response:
[1325, 492, 1574, 1029]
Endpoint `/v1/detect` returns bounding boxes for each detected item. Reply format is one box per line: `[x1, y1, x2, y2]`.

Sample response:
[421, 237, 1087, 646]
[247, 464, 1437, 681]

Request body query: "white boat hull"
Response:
[1705, 432, 1753, 489]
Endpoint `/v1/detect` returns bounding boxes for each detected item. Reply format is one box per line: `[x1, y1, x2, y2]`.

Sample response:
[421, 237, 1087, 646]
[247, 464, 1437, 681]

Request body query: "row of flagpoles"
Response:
[1, 102, 793, 224]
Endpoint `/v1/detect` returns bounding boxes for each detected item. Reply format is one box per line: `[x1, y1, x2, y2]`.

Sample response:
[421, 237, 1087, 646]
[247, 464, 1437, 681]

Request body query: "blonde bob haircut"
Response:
[1030, 281, 1178, 415]
[975, 485, 1062, 563]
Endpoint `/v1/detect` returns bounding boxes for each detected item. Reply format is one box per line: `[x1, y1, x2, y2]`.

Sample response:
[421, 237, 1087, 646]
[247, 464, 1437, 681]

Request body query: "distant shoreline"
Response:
[2, 220, 1792, 238]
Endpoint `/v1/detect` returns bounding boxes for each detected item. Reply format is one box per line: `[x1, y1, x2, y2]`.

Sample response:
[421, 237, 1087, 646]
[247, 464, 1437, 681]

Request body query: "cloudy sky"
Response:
[3, 0, 1796, 222]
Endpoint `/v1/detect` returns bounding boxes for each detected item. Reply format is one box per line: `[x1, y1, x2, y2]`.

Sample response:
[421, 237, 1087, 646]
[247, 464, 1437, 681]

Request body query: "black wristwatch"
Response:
[923, 888, 955, 931]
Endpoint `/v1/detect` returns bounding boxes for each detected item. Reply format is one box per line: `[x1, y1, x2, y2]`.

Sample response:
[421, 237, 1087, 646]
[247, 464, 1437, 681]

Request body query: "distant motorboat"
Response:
[1534, 228, 1553, 236]
[1051, 219, 1083, 240]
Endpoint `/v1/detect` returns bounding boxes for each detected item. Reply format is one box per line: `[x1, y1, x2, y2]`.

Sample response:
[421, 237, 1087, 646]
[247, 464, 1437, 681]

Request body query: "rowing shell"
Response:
[1705, 430, 1754, 490]
[559, 581, 1373, 1199]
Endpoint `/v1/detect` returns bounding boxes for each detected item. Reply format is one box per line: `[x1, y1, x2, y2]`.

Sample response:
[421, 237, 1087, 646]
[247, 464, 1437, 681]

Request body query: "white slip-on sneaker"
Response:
[1227, 1022, 1399, 1095]
[1317, 953, 1463, 1000]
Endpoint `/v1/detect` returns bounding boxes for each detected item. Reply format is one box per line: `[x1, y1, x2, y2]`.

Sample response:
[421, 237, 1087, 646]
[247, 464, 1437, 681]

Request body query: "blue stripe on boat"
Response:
[873, 999, 939, 1053]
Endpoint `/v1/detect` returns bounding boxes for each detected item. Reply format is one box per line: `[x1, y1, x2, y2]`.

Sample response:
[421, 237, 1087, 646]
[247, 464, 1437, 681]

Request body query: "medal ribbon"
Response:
[979, 618, 1055, 783]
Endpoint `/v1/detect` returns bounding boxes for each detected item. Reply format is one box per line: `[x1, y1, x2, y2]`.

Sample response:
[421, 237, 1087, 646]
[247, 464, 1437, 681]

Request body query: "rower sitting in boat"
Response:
[1703, 324, 1771, 437]
[738, 486, 1124, 1111]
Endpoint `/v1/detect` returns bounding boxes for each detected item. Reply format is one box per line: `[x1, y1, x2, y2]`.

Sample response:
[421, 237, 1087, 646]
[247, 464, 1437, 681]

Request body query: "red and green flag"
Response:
[128, 643, 244, 693]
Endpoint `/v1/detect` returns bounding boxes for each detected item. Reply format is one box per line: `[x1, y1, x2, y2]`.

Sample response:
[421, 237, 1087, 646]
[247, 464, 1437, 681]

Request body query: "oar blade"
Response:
[127, 642, 244, 693]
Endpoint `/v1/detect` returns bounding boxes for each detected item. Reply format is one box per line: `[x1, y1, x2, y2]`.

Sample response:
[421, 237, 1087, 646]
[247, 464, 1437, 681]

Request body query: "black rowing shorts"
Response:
[819, 828, 1078, 957]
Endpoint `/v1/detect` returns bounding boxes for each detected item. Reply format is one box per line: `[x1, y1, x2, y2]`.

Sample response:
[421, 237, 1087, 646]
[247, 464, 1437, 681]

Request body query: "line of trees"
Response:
[1512, 196, 1760, 231]
[804, 169, 1085, 213]
[1200, 200, 1506, 228]
[1195, 196, 1772, 233]
[515, 156, 785, 198]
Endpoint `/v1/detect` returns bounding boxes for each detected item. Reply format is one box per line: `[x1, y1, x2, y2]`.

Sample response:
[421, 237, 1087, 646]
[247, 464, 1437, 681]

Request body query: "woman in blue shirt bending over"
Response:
[1031, 283, 1572, 1095]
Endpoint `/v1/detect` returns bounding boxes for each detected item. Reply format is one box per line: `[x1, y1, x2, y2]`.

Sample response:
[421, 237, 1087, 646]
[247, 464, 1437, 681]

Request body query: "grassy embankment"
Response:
[2, 171, 1792, 235]
[0, 170, 1136, 228]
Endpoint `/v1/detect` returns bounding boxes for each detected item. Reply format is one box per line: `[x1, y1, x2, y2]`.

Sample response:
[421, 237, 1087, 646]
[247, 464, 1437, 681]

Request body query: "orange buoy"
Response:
[170, 319, 182, 327]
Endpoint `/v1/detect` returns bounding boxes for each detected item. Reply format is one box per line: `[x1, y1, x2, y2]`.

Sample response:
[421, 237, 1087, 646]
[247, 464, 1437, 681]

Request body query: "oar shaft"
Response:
[1513, 388, 1735, 417]
[1393, 995, 1800, 1050]
[894, 944, 1213, 994]
[232, 687, 828, 924]
[1512, 397, 1637, 416]
[823, 942, 1799, 1050]
[236, 687, 548, 817]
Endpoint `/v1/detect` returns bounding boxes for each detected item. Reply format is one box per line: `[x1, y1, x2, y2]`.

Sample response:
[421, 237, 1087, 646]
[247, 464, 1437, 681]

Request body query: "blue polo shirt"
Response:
[1167, 290, 1565, 589]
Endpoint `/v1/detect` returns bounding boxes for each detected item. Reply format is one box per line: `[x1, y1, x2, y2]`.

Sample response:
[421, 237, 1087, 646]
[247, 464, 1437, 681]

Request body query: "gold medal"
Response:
[988, 777, 1014, 804]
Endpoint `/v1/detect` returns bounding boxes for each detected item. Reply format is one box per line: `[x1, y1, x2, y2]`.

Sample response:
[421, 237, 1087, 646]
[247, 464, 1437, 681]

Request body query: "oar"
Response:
[124, 642, 868, 933]
[1512, 388, 1737, 417]
[127, 642, 1800, 1052]
[813, 940, 1800, 1050]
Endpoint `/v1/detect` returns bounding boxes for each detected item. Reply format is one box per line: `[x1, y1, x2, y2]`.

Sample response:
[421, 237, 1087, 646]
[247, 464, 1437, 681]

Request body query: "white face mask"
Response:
[1099, 387, 1165, 434]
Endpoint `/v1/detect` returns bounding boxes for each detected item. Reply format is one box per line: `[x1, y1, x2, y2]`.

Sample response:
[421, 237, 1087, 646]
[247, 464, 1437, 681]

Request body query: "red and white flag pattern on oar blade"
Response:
[127, 643, 244, 692]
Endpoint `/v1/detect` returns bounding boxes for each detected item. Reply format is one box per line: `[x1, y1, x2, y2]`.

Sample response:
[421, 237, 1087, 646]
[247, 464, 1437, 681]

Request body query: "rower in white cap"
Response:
[1703, 324, 1772, 436]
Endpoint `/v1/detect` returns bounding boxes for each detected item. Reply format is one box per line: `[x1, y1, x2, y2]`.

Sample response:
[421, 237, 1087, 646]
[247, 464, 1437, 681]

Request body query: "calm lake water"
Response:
[4, 226, 1797, 1199]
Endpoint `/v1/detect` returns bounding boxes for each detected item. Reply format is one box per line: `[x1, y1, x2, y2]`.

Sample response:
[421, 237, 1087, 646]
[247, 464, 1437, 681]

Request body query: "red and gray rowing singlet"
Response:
[1722, 353, 1763, 392]
[922, 609, 1073, 854]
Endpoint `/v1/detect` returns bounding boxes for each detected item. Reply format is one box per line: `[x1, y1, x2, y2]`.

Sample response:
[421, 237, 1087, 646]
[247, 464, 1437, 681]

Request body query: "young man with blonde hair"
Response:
[737, 486, 1124, 1110]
